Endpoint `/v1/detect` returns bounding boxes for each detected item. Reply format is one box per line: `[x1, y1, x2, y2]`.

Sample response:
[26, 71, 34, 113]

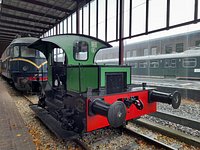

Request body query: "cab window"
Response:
[21, 46, 35, 57]
[53, 48, 66, 64]
[39, 51, 46, 58]
[13, 46, 19, 57]
[73, 41, 88, 60]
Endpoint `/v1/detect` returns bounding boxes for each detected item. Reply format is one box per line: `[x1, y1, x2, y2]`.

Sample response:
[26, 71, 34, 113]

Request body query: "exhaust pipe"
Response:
[90, 98, 126, 128]
[149, 90, 181, 109]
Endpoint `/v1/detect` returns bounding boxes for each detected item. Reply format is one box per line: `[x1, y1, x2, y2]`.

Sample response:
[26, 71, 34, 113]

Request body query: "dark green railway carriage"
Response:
[96, 49, 200, 80]
[126, 50, 200, 80]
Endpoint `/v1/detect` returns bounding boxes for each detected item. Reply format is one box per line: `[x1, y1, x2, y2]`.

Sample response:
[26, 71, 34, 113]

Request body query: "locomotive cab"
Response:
[29, 34, 181, 139]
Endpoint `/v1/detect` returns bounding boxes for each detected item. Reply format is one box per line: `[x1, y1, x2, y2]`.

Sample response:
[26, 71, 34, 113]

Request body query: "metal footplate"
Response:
[30, 104, 78, 140]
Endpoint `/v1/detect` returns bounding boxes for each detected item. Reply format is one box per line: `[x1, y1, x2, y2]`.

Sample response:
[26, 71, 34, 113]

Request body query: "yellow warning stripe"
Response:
[10, 58, 47, 69]
[2, 56, 11, 62]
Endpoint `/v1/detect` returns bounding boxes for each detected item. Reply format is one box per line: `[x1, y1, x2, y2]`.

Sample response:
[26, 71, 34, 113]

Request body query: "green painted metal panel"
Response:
[67, 67, 80, 92]
[100, 66, 131, 87]
[67, 66, 99, 92]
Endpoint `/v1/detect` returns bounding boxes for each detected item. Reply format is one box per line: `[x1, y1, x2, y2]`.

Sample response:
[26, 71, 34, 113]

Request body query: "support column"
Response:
[119, 0, 124, 65]
[76, 9, 80, 34]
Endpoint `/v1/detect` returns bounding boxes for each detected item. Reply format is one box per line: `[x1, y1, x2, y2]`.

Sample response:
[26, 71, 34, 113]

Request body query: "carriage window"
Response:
[131, 62, 138, 68]
[13, 46, 19, 57]
[182, 58, 197, 68]
[21, 46, 35, 57]
[171, 59, 176, 68]
[150, 60, 159, 68]
[195, 40, 200, 47]
[164, 60, 170, 68]
[73, 41, 88, 60]
[139, 62, 148, 68]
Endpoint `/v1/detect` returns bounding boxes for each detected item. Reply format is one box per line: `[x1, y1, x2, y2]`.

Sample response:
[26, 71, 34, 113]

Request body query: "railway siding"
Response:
[133, 118, 200, 147]
[150, 111, 200, 130]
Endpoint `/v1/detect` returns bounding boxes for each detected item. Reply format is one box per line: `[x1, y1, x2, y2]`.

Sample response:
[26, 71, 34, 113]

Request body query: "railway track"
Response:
[23, 95, 91, 149]
[23, 93, 176, 149]
[123, 126, 177, 150]
[22, 95, 199, 149]
[133, 117, 200, 147]
[149, 111, 200, 130]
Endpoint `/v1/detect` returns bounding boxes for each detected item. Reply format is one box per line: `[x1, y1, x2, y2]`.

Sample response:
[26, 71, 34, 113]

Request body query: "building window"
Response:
[195, 40, 200, 47]
[176, 43, 184, 52]
[165, 46, 172, 54]
[132, 50, 137, 57]
[126, 51, 131, 58]
[144, 49, 149, 56]
[151, 47, 157, 55]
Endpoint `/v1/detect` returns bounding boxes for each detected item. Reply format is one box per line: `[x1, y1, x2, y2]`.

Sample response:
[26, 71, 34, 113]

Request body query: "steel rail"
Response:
[132, 118, 200, 147]
[149, 111, 200, 130]
[124, 126, 177, 150]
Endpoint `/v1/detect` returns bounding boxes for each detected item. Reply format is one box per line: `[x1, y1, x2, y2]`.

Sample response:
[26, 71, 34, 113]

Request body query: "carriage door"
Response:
[52, 48, 66, 90]
[164, 59, 176, 78]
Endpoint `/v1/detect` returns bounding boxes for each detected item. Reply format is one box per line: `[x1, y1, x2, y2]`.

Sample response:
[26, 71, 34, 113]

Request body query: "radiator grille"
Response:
[106, 72, 127, 94]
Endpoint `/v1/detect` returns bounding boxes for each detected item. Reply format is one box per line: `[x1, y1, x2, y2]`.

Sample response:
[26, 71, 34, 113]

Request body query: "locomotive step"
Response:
[30, 104, 78, 140]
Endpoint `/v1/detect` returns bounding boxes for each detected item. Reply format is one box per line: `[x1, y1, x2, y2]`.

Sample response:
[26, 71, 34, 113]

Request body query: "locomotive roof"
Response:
[10, 37, 39, 45]
[29, 34, 112, 65]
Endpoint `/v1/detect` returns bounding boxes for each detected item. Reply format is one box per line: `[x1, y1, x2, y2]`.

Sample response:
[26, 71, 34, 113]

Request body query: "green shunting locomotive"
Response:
[29, 34, 181, 139]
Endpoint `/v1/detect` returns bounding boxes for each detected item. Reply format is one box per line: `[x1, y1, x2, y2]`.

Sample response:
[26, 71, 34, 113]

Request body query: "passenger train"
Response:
[29, 34, 181, 139]
[96, 48, 200, 80]
[0, 37, 48, 92]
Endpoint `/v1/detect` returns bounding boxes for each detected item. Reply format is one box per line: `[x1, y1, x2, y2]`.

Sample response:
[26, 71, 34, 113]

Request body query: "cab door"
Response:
[52, 48, 67, 90]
